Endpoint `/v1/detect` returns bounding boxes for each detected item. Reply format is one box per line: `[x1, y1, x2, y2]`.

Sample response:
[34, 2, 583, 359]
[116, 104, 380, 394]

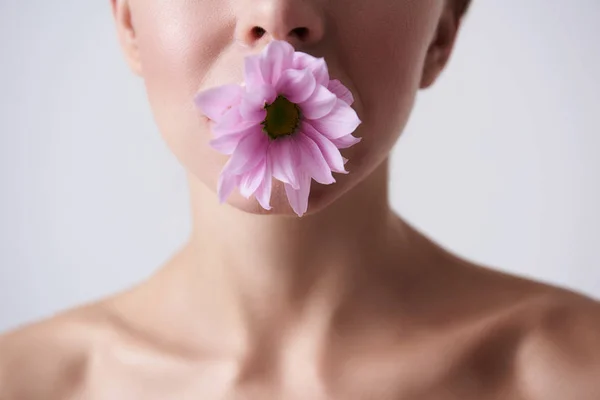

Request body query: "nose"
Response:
[234, 0, 325, 50]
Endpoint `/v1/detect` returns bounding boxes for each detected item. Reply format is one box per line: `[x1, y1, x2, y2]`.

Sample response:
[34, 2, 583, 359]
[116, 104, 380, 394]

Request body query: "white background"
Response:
[1, 1, 599, 332]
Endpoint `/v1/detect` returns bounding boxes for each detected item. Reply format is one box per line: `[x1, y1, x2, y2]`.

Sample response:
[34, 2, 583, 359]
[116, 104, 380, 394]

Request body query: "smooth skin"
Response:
[1, 0, 600, 399]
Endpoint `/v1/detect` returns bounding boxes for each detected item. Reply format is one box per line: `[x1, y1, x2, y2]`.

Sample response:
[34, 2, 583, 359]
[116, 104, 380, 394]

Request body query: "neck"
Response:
[148, 160, 413, 354]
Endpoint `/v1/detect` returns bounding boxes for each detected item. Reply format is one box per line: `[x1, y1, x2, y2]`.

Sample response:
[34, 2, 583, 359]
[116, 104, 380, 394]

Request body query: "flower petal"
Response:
[194, 84, 244, 122]
[275, 69, 316, 104]
[308, 98, 361, 139]
[239, 159, 267, 199]
[260, 40, 295, 86]
[239, 101, 267, 125]
[292, 52, 313, 69]
[284, 172, 311, 217]
[330, 134, 362, 149]
[269, 137, 300, 190]
[327, 79, 354, 105]
[307, 58, 330, 87]
[255, 158, 273, 210]
[244, 54, 265, 90]
[222, 128, 268, 175]
[209, 124, 257, 155]
[296, 133, 335, 185]
[212, 106, 257, 137]
[292, 53, 330, 86]
[239, 84, 276, 123]
[298, 84, 337, 120]
[300, 121, 347, 173]
[217, 172, 241, 204]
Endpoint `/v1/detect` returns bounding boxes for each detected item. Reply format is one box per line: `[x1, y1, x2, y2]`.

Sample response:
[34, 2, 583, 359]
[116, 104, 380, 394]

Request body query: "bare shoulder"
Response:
[513, 290, 600, 400]
[0, 301, 116, 400]
[431, 255, 600, 399]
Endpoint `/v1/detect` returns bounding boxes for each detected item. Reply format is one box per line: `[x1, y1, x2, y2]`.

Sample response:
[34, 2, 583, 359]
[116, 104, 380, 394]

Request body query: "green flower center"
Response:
[261, 95, 301, 140]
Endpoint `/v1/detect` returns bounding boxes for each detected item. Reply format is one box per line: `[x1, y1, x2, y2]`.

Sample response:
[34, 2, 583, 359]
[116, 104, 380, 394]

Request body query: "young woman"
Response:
[1, 0, 599, 399]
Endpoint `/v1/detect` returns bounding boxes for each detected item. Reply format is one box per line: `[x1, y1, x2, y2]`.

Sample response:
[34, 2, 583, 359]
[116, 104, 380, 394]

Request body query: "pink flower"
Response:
[194, 40, 362, 217]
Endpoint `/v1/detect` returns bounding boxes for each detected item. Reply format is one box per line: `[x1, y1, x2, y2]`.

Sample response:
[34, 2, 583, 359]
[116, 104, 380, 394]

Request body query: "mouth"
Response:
[202, 114, 215, 126]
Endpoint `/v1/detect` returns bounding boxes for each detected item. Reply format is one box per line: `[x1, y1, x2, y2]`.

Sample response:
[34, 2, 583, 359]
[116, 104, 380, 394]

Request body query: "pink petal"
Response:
[244, 54, 266, 90]
[300, 122, 347, 174]
[284, 172, 312, 217]
[308, 98, 361, 140]
[212, 106, 257, 137]
[327, 79, 354, 105]
[239, 101, 267, 125]
[330, 134, 362, 149]
[260, 40, 294, 86]
[239, 84, 276, 123]
[217, 173, 241, 204]
[213, 106, 242, 132]
[292, 53, 330, 86]
[255, 158, 273, 210]
[306, 58, 329, 87]
[296, 133, 335, 185]
[194, 84, 244, 121]
[222, 129, 269, 176]
[239, 159, 267, 199]
[210, 135, 244, 155]
[298, 84, 337, 120]
[292, 52, 313, 69]
[275, 69, 316, 104]
[269, 137, 300, 190]
[209, 124, 257, 155]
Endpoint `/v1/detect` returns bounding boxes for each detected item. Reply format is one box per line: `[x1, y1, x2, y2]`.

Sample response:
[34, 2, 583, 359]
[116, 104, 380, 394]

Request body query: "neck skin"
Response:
[121, 159, 422, 361]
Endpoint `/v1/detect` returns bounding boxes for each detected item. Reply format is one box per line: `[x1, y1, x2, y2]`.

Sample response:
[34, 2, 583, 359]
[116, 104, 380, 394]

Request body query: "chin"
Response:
[218, 176, 354, 218]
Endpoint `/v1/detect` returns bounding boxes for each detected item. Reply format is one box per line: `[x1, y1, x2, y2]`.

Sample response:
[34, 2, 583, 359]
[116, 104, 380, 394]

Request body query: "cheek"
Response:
[128, 0, 440, 214]
[133, 3, 238, 191]
[323, 1, 441, 187]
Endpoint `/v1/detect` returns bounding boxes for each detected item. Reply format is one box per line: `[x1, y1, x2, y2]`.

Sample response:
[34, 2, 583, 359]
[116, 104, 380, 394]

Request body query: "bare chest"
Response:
[74, 330, 523, 400]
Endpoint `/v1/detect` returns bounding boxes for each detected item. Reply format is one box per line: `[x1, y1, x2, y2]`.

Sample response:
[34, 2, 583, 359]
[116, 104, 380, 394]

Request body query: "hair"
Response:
[454, 0, 472, 16]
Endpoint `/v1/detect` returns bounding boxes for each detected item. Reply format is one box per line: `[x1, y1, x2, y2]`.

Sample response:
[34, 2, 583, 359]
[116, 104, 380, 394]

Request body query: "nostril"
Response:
[248, 26, 309, 44]
[251, 26, 267, 40]
[291, 27, 309, 41]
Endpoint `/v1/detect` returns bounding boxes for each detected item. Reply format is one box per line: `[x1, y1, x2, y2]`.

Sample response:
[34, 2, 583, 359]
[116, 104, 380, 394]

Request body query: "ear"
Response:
[111, 0, 143, 76]
[419, 6, 463, 89]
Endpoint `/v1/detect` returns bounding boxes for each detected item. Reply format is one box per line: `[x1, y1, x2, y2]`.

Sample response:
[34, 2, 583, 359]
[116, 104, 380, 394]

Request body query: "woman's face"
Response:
[114, 0, 457, 215]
